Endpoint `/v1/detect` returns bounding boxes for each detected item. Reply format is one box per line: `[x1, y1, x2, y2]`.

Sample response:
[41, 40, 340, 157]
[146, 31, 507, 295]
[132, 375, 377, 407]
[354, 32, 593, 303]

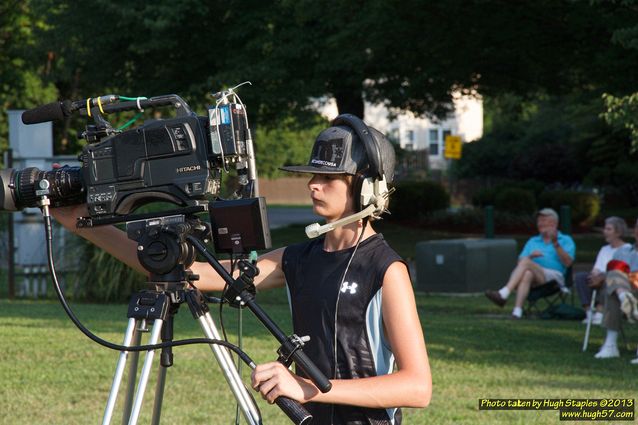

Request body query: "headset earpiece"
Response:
[331, 114, 389, 218]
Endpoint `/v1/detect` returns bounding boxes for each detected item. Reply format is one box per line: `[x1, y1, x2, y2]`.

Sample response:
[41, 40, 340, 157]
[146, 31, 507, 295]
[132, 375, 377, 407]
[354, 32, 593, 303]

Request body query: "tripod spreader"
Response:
[186, 235, 333, 394]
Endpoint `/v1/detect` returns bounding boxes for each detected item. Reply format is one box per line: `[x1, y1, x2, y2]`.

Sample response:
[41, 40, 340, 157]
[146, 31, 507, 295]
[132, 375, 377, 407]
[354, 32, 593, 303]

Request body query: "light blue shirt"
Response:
[519, 232, 576, 274]
[611, 245, 638, 272]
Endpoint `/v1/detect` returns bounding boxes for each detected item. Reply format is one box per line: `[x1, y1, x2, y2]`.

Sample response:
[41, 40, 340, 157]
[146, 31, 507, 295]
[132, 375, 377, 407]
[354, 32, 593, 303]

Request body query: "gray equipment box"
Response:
[415, 239, 518, 292]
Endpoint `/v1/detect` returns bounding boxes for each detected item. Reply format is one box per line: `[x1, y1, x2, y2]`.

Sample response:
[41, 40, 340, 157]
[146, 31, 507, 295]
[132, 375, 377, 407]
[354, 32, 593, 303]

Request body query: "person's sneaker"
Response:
[591, 311, 603, 325]
[620, 292, 638, 323]
[594, 344, 620, 359]
[581, 310, 592, 324]
[485, 290, 506, 307]
[630, 357, 638, 365]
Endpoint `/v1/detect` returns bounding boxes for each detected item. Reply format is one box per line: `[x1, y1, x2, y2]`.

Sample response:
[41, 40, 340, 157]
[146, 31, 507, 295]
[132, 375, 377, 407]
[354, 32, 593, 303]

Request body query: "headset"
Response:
[305, 114, 392, 239]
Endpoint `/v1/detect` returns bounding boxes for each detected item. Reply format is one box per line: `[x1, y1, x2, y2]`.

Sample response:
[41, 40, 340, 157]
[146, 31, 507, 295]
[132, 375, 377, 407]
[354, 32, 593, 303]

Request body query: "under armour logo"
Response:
[340, 281, 358, 294]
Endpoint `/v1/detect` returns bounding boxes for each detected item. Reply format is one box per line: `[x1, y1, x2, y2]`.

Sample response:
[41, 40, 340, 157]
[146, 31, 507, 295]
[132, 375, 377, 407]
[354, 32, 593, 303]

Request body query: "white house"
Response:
[318, 93, 483, 171]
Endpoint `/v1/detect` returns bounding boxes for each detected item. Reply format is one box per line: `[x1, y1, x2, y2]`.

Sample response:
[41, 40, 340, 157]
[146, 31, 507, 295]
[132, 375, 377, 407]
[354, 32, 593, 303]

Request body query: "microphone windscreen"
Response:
[22, 102, 65, 124]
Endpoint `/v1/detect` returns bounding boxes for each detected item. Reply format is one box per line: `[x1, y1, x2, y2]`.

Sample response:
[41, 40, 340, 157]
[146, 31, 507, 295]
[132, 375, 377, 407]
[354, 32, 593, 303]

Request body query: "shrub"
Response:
[470, 179, 544, 208]
[538, 190, 601, 227]
[389, 180, 450, 221]
[494, 188, 537, 215]
[471, 187, 496, 207]
[419, 207, 536, 233]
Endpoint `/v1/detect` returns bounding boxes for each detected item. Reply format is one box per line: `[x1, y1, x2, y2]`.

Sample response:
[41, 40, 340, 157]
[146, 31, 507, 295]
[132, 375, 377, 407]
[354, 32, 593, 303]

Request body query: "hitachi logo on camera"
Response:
[311, 159, 337, 167]
[176, 165, 202, 173]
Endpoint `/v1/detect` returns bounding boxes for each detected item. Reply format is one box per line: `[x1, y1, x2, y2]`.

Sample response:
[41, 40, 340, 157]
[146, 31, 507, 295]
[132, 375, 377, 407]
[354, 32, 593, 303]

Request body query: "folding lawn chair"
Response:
[525, 267, 573, 317]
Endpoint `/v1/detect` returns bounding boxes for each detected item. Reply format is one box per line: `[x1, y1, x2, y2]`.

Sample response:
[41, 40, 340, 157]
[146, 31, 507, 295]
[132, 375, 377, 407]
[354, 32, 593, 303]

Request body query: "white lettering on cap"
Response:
[311, 159, 337, 167]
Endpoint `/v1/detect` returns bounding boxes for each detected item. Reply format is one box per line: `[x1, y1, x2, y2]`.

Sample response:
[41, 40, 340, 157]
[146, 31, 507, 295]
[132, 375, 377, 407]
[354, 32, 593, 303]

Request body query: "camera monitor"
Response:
[208, 197, 271, 254]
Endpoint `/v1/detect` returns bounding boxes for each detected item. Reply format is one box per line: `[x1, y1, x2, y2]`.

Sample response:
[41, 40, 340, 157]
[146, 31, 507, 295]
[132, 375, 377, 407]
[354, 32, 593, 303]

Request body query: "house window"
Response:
[429, 129, 438, 141]
[406, 129, 415, 142]
[429, 129, 439, 156]
[405, 143, 414, 151]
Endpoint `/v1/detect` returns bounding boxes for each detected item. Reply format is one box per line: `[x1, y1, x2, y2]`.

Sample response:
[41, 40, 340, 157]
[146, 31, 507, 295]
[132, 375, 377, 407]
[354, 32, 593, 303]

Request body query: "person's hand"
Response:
[251, 362, 320, 404]
[587, 272, 605, 289]
[529, 250, 543, 259]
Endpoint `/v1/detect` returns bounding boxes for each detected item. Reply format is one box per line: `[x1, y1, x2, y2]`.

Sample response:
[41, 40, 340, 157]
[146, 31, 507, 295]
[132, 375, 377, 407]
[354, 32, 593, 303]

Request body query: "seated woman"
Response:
[594, 218, 638, 363]
[574, 216, 629, 325]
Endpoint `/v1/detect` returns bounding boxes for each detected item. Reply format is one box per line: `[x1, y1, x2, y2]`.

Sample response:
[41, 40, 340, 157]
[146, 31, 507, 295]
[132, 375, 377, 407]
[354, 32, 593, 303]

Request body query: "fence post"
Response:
[560, 205, 572, 235]
[6, 148, 15, 299]
[485, 205, 494, 239]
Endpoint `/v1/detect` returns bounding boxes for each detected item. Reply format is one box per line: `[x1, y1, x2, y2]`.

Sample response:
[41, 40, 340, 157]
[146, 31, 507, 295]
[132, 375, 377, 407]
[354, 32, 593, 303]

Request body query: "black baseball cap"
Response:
[280, 125, 396, 183]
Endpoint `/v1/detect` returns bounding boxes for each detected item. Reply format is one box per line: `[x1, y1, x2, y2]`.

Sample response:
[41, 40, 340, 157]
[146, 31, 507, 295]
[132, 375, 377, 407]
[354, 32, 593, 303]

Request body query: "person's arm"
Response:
[191, 248, 286, 292]
[592, 246, 611, 274]
[51, 204, 146, 275]
[51, 204, 287, 292]
[552, 232, 574, 268]
[251, 261, 431, 408]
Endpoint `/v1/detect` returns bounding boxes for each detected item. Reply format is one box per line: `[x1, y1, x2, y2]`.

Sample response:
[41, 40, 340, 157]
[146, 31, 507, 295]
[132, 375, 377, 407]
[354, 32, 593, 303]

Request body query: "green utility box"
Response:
[415, 239, 517, 293]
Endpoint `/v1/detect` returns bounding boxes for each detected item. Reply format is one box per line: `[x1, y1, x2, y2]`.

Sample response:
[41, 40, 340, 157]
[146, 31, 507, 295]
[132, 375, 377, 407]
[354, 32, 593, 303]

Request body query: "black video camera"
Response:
[0, 89, 257, 222]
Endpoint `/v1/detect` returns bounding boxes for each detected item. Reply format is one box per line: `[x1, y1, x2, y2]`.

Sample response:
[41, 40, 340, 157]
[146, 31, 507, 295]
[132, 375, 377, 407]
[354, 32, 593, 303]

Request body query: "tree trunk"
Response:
[333, 89, 364, 119]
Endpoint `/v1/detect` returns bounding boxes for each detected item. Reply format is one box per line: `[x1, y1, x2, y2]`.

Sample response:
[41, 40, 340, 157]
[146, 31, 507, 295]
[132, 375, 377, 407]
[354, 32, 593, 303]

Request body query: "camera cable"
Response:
[40, 209, 256, 364]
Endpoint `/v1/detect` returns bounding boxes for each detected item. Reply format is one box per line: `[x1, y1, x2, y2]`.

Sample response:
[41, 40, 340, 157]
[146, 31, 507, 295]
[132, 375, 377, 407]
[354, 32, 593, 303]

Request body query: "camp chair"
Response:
[525, 267, 573, 317]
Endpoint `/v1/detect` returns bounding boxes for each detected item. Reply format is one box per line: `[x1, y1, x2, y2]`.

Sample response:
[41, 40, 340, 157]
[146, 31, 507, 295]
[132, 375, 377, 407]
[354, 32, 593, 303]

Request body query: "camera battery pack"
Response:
[208, 103, 247, 161]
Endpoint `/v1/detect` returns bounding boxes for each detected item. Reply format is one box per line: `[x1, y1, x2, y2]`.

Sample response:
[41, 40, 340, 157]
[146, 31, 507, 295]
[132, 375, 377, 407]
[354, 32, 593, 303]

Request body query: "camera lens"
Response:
[0, 166, 84, 211]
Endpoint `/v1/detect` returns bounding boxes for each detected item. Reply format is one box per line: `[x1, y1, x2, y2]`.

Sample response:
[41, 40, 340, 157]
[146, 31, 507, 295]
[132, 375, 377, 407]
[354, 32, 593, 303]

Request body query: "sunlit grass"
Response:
[1, 294, 636, 424]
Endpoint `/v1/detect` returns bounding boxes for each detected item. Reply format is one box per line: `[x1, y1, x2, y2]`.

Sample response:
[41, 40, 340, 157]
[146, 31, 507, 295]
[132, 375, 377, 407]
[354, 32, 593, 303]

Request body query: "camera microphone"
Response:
[22, 95, 120, 125]
[305, 205, 376, 238]
[22, 100, 73, 125]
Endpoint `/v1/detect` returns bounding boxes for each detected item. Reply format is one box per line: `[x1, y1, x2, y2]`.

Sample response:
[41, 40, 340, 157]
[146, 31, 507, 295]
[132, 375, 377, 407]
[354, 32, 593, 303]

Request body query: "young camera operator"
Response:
[52, 117, 431, 424]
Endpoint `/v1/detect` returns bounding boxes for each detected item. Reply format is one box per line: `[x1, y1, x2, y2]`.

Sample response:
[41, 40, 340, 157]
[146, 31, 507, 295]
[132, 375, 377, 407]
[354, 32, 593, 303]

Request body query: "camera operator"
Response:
[52, 121, 431, 424]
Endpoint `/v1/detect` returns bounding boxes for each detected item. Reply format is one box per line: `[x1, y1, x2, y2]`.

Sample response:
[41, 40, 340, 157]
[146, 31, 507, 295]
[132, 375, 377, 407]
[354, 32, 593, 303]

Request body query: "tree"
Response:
[0, 1, 57, 157]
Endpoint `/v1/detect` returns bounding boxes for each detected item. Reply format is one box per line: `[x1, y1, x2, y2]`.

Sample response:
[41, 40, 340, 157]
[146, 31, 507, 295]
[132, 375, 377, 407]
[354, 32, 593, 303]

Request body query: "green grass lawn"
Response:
[1, 293, 636, 425]
[0, 221, 633, 424]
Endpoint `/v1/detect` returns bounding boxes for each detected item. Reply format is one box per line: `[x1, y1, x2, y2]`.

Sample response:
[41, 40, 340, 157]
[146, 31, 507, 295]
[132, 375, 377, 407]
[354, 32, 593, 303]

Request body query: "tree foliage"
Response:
[4, 0, 638, 173]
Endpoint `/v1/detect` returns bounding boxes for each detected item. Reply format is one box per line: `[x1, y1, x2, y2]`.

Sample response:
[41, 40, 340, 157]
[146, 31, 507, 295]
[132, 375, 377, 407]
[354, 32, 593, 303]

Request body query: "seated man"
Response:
[485, 208, 575, 319]
[594, 217, 638, 363]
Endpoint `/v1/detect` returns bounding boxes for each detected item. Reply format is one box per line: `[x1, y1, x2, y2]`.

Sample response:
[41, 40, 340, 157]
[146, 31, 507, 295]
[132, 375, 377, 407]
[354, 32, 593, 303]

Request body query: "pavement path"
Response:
[267, 206, 322, 229]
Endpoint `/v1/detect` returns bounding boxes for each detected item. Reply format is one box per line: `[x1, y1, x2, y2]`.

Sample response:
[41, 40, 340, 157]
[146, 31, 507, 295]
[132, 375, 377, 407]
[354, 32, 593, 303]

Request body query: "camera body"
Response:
[0, 93, 255, 220]
[81, 115, 217, 217]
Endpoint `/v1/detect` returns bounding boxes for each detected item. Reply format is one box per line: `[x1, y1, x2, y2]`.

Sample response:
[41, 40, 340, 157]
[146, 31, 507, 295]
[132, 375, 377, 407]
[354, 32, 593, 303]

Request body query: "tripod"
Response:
[98, 213, 325, 425]
[101, 222, 261, 425]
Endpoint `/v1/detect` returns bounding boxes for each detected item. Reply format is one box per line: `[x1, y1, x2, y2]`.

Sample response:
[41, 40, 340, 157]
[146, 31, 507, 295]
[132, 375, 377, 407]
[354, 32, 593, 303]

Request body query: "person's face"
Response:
[536, 215, 558, 236]
[307, 174, 355, 221]
[603, 223, 621, 244]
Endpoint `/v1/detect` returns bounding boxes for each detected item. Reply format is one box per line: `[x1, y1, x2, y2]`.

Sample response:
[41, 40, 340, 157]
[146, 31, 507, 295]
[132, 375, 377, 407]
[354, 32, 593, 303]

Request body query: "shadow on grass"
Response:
[420, 294, 638, 390]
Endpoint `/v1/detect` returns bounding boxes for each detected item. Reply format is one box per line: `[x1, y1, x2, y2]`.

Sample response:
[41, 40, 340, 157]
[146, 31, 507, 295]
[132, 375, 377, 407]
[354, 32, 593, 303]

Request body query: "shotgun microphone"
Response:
[22, 95, 119, 125]
[21, 100, 72, 124]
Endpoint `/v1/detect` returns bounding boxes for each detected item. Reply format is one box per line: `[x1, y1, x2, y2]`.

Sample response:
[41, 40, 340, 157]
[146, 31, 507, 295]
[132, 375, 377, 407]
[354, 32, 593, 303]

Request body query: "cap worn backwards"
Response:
[280, 124, 396, 184]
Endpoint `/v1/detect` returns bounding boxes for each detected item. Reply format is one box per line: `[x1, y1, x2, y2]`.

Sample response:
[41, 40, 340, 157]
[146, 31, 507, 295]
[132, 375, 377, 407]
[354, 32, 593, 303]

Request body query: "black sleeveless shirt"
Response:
[282, 233, 405, 425]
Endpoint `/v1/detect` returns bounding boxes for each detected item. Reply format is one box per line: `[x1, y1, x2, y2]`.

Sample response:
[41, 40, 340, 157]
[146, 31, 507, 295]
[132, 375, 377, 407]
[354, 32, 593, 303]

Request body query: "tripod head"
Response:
[126, 212, 210, 288]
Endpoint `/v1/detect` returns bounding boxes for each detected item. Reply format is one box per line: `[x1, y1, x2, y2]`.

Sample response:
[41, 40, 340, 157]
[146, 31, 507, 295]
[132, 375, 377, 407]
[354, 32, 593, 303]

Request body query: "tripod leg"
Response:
[128, 319, 164, 425]
[121, 324, 143, 425]
[102, 318, 138, 425]
[185, 290, 261, 424]
[199, 311, 262, 425]
[151, 366, 167, 425]
[151, 312, 175, 425]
